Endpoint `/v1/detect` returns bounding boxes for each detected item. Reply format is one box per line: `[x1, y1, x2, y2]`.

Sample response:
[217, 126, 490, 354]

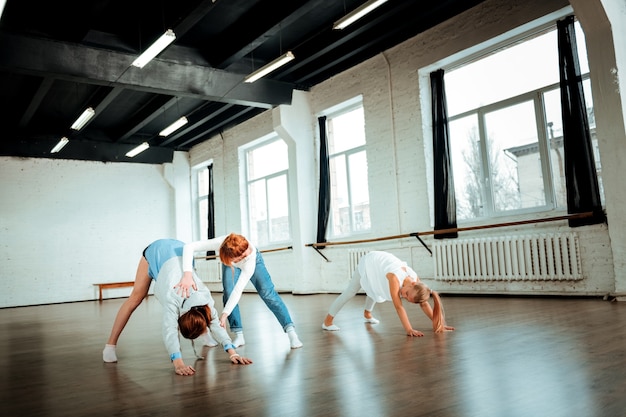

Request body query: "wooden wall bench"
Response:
[93, 281, 144, 302]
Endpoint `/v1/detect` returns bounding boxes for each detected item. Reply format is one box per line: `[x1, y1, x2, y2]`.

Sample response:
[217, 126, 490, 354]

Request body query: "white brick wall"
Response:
[2, 0, 623, 306]
[0, 158, 176, 307]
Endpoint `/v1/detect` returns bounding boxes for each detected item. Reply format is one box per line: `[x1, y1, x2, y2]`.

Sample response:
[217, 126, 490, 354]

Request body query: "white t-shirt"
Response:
[358, 251, 417, 303]
[182, 235, 257, 316]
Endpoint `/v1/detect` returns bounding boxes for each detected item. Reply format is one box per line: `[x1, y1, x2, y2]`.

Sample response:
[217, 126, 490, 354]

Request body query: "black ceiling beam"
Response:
[212, 0, 326, 69]
[0, 137, 174, 164]
[0, 33, 294, 109]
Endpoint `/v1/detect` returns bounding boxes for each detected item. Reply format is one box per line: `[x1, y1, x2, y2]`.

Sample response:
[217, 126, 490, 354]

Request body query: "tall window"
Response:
[326, 101, 371, 237]
[193, 164, 210, 240]
[444, 19, 602, 221]
[244, 136, 290, 246]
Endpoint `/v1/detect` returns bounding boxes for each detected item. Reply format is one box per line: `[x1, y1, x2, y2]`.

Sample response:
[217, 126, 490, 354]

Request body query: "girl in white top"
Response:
[322, 250, 454, 336]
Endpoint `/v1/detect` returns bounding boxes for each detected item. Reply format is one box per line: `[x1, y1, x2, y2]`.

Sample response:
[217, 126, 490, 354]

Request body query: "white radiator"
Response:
[433, 233, 582, 281]
[348, 249, 369, 280]
[203, 260, 222, 282]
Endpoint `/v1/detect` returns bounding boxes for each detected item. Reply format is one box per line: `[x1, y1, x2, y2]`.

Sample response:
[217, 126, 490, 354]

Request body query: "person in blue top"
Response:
[102, 239, 252, 375]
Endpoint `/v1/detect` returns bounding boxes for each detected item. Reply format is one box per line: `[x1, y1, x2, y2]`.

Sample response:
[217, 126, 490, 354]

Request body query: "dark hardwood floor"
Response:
[1, 293, 625, 417]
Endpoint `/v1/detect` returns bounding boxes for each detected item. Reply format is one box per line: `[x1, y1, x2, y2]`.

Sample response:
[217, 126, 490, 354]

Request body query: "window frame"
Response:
[422, 7, 601, 224]
[191, 162, 211, 241]
[240, 134, 292, 247]
[321, 96, 371, 238]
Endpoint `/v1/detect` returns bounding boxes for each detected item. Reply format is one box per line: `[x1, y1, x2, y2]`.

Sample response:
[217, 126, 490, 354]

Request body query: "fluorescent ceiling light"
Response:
[333, 0, 388, 30]
[70, 107, 95, 130]
[244, 51, 295, 83]
[159, 116, 188, 137]
[51, 137, 69, 153]
[125, 142, 150, 158]
[0, 1, 6, 22]
[131, 29, 176, 68]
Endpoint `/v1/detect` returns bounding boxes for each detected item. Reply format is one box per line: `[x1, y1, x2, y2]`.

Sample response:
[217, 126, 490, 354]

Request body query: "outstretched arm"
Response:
[175, 237, 225, 297]
[387, 273, 424, 337]
[172, 358, 196, 376]
[225, 347, 253, 365]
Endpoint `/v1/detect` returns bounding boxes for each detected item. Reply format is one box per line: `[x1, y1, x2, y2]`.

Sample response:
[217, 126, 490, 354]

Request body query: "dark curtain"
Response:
[430, 69, 458, 239]
[316, 116, 331, 248]
[557, 16, 605, 227]
[206, 164, 215, 256]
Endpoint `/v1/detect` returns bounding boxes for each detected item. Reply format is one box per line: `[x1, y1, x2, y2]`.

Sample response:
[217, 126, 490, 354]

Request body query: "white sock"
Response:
[287, 329, 303, 349]
[201, 330, 218, 347]
[232, 332, 245, 347]
[103, 344, 117, 363]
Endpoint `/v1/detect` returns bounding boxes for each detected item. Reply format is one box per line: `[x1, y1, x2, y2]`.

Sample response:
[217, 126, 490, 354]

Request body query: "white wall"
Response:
[0, 155, 189, 307]
[191, 0, 624, 297]
[2, 0, 624, 307]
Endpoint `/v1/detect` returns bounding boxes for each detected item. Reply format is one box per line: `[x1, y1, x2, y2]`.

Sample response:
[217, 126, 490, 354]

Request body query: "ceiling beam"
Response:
[0, 32, 294, 109]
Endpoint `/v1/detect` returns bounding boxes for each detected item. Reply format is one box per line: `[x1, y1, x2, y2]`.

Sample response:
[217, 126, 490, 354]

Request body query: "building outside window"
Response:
[444, 19, 602, 221]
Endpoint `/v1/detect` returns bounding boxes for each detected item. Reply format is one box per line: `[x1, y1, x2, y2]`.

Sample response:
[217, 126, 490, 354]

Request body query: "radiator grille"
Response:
[433, 233, 582, 281]
[204, 260, 222, 282]
[348, 249, 369, 280]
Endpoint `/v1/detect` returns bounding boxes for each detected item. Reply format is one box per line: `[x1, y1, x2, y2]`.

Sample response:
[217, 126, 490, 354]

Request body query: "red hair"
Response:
[220, 233, 249, 277]
[178, 305, 211, 339]
[219, 233, 249, 265]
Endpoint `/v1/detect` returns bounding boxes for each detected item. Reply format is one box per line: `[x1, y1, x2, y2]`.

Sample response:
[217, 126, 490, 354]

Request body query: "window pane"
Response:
[197, 168, 209, 197]
[446, 22, 587, 117]
[329, 154, 349, 236]
[543, 88, 567, 208]
[247, 140, 288, 180]
[267, 175, 290, 242]
[449, 114, 485, 220]
[485, 100, 544, 212]
[248, 179, 267, 245]
[198, 197, 208, 240]
[328, 107, 365, 154]
[348, 151, 370, 231]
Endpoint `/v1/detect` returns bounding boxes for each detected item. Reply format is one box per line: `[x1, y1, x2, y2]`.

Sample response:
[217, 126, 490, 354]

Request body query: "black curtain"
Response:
[431, 69, 458, 239]
[206, 164, 215, 256]
[316, 116, 331, 248]
[557, 16, 605, 227]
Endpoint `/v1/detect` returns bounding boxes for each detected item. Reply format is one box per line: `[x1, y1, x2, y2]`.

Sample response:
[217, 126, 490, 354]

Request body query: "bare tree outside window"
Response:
[445, 20, 602, 221]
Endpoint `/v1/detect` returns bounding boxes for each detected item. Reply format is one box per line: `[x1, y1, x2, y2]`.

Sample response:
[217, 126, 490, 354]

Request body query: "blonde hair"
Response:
[178, 305, 211, 339]
[413, 282, 447, 333]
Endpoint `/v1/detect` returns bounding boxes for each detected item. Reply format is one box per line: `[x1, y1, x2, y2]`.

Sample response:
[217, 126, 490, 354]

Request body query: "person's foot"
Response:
[232, 332, 245, 347]
[322, 323, 340, 331]
[201, 332, 218, 347]
[364, 317, 380, 324]
[288, 332, 303, 349]
[103, 344, 117, 363]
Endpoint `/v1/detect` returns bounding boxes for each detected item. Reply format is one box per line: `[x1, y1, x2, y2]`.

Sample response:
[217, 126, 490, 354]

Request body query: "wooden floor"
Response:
[1, 293, 625, 417]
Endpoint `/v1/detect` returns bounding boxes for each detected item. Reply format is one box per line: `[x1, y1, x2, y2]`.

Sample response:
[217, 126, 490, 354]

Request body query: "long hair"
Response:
[430, 290, 446, 333]
[414, 282, 447, 333]
[178, 305, 211, 339]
